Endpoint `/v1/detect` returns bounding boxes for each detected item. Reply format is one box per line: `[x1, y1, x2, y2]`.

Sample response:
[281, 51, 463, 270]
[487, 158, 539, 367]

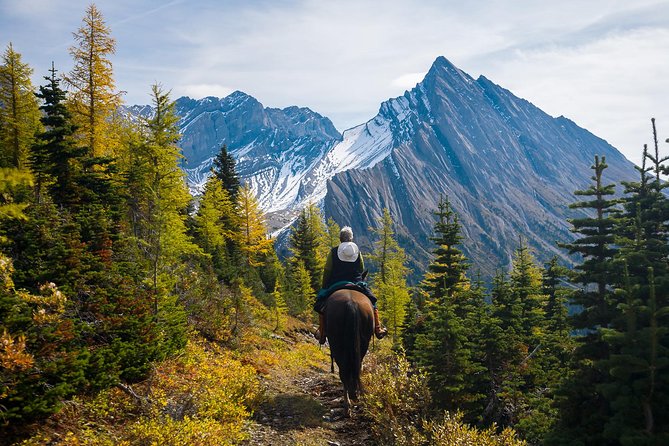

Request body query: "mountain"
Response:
[125, 56, 638, 277]
[322, 57, 636, 275]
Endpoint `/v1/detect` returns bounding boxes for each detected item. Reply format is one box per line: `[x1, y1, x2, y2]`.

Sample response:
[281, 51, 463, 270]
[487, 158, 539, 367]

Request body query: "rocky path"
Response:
[243, 335, 375, 446]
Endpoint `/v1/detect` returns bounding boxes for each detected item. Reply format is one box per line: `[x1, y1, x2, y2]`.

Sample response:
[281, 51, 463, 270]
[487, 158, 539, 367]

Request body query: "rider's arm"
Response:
[322, 251, 333, 289]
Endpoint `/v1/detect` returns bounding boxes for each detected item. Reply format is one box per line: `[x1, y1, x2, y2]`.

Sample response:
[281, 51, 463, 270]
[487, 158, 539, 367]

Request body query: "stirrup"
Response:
[375, 327, 388, 340]
[314, 329, 326, 345]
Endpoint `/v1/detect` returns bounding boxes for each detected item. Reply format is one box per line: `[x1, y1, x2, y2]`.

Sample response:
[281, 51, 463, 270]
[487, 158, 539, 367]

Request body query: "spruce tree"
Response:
[595, 119, 669, 443]
[289, 203, 327, 292]
[212, 144, 241, 202]
[30, 63, 85, 206]
[412, 196, 479, 413]
[550, 155, 621, 445]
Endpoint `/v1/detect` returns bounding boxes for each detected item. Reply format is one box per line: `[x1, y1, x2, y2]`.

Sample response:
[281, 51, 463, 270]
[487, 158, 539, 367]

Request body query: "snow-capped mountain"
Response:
[126, 56, 639, 276]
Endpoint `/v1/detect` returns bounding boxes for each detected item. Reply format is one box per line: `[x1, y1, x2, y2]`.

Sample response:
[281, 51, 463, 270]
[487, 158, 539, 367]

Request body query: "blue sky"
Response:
[1, 0, 668, 166]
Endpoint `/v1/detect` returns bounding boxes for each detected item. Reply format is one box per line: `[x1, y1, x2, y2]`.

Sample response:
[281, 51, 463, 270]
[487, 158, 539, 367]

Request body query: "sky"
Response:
[1, 0, 668, 166]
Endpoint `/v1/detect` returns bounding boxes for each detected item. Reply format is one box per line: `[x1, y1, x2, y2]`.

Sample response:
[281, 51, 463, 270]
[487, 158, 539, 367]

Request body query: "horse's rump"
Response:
[325, 289, 374, 401]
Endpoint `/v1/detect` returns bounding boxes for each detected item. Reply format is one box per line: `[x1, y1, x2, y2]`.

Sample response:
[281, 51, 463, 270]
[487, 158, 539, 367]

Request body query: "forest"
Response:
[1, 4, 668, 446]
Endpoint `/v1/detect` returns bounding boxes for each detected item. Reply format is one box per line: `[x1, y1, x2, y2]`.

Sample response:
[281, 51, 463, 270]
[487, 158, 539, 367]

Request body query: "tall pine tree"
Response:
[0, 43, 40, 169]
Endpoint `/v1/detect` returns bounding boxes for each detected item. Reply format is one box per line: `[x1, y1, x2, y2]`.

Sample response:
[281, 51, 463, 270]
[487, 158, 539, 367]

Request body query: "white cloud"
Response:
[392, 72, 427, 90]
[1, 0, 668, 165]
[484, 27, 669, 166]
[174, 83, 234, 100]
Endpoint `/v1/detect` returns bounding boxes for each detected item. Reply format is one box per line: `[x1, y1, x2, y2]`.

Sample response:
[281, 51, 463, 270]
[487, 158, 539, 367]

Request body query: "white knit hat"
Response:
[337, 242, 359, 262]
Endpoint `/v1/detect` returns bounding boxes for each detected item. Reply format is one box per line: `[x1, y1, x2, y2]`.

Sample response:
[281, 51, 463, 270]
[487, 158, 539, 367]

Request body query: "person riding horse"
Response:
[314, 226, 387, 344]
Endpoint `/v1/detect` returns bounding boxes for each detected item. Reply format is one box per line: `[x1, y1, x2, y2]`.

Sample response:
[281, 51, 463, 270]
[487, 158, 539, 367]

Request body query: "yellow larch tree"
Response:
[0, 43, 40, 169]
[65, 3, 122, 157]
[236, 184, 272, 268]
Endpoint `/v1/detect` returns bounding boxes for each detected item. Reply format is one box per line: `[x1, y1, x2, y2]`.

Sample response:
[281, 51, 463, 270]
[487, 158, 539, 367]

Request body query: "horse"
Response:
[323, 288, 375, 417]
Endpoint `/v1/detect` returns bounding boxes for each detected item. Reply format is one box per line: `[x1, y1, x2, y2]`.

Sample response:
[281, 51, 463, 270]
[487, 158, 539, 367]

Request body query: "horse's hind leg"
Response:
[343, 386, 352, 418]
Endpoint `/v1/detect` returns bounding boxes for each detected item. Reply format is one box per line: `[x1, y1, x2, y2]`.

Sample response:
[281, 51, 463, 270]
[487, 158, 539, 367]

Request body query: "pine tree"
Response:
[369, 208, 410, 345]
[65, 3, 122, 157]
[549, 155, 622, 445]
[412, 197, 478, 413]
[211, 144, 241, 202]
[193, 175, 236, 279]
[0, 43, 40, 169]
[30, 63, 86, 206]
[289, 203, 327, 292]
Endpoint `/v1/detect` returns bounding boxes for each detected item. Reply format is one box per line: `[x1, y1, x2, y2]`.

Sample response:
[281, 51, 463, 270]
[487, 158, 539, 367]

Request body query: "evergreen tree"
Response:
[594, 119, 669, 443]
[423, 196, 469, 299]
[542, 256, 571, 338]
[287, 259, 314, 318]
[0, 43, 40, 169]
[30, 63, 85, 206]
[0, 168, 32, 232]
[509, 241, 546, 342]
[289, 203, 327, 292]
[0, 255, 88, 427]
[325, 217, 341, 248]
[369, 208, 410, 345]
[65, 3, 122, 157]
[193, 175, 236, 279]
[270, 279, 288, 332]
[211, 144, 240, 202]
[412, 197, 479, 413]
[550, 155, 621, 445]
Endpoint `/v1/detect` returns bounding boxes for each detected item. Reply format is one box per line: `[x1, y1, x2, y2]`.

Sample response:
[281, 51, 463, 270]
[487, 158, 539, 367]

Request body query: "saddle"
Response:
[313, 280, 376, 313]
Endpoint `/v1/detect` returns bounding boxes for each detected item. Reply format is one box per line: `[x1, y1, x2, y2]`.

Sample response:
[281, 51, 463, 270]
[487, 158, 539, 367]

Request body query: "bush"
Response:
[17, 338, 261, 445]
[426, 412, 527, 446]
[361, 350, 432, 445]
[362, 350, 526, 446]
[126, 339, 261, 445]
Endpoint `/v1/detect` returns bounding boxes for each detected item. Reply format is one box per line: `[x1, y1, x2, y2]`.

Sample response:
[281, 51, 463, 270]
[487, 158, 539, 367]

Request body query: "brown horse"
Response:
[324, 288, 374, 416]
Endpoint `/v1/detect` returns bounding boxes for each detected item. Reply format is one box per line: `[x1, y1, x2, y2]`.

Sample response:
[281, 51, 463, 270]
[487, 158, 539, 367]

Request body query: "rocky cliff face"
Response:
[125, 56, 639, 277]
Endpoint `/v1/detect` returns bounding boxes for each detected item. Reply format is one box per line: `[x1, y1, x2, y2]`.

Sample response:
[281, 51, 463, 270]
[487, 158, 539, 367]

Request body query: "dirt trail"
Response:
[243, 332, 376, 446]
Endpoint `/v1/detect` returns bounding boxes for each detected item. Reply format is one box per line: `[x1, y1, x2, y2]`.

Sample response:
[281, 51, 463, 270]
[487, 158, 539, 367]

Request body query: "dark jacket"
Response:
[321, 245, 365, 289]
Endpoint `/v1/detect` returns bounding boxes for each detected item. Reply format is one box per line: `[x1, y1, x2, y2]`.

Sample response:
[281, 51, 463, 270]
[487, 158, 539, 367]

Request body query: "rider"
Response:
[314, 226, 387, 344]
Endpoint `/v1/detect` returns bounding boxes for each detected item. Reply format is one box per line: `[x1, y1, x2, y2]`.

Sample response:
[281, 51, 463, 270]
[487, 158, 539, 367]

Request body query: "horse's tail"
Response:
[347, 299, 363, 400]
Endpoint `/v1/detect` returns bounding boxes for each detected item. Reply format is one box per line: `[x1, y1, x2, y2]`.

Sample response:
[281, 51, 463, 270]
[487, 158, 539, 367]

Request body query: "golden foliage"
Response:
[65, 4, 122, 156]
[19, 338, 261, 446]
[0, 330, 33, 373]
[236, 184, 272, 267]
[362, 350, 526, 446]
[425, 412, 526, 446]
